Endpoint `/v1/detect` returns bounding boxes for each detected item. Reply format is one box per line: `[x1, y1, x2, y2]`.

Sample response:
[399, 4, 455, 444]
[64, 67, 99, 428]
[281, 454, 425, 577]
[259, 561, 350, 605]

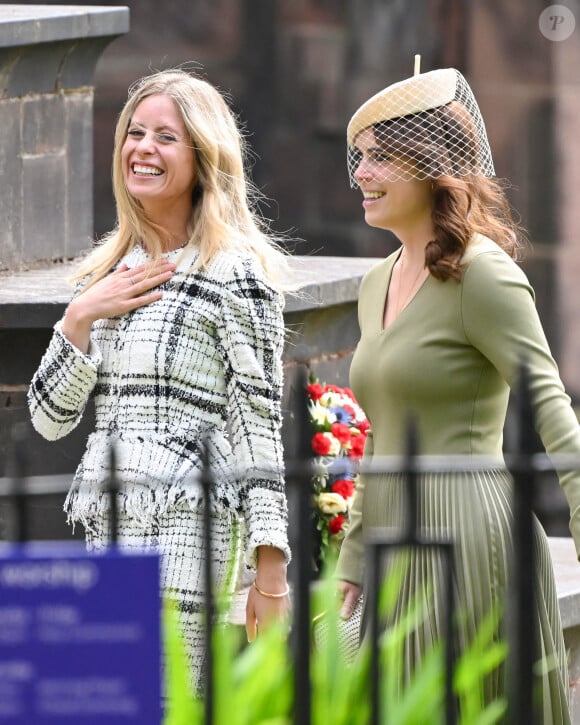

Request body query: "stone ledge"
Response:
[550, 536, 580, 630]
[0, 5, 129, 48]
[0, 255, 381, 329]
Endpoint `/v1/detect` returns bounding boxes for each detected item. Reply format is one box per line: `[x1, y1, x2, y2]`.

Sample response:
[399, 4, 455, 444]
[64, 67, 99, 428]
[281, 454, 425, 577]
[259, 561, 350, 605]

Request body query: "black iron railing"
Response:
[1, 365, 578, 725]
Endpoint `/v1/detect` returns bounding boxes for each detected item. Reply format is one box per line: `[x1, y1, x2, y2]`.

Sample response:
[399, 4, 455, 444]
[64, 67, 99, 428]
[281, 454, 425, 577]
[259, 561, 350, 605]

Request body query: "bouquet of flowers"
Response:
[307, 377, 370, 566]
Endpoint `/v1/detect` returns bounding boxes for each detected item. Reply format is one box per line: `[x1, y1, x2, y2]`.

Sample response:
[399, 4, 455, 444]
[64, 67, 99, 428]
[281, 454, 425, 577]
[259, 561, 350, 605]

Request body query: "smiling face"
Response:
[121, 94, 197, 215]
[352, 127, 433, 236]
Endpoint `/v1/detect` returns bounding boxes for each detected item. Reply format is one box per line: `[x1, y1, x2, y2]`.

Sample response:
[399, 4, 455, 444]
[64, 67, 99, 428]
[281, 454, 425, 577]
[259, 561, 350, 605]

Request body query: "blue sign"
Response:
[0, 543, 161, 724]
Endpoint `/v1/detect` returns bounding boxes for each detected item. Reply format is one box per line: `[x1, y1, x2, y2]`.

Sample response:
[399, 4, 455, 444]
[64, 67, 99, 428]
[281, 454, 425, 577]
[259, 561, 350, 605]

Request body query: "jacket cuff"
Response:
[244, 489, 291, 568]
[54, 319, 102, 367]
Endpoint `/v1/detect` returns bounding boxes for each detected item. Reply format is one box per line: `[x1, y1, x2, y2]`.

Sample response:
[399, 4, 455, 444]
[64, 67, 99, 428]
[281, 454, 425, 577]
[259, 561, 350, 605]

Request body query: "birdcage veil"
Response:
[346, 67, 495, 186]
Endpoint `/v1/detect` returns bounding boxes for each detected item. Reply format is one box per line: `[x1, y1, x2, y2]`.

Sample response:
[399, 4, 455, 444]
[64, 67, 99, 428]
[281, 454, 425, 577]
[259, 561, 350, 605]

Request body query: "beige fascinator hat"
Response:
[346, 67, 495, 185]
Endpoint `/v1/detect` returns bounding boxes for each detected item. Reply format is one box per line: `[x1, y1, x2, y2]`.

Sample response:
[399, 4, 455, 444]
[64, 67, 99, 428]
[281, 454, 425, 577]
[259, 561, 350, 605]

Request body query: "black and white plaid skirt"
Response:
[85, 501, 241, 695]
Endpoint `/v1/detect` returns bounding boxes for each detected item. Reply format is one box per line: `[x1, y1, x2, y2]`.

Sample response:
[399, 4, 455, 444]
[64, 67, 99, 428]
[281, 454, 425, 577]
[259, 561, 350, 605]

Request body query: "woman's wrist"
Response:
[64, 297, 94, 328]
[61, 299, 94, 353]
[252, 579, 290, 599]
[255, 545, 287, 590]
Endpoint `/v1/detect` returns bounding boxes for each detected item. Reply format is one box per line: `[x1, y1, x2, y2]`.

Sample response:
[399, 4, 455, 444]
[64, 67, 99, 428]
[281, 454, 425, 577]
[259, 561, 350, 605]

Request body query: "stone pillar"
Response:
[0, 4, 129, 271]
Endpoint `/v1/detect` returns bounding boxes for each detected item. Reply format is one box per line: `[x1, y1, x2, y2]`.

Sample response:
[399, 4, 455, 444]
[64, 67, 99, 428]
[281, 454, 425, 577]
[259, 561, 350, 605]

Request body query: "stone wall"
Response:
[0, 5, 129, 270]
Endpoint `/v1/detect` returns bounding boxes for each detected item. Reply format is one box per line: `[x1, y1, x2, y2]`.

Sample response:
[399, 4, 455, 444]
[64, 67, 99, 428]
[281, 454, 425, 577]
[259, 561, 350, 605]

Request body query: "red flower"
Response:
[312, 432, 332, 455]
[323, 384, 342, 394]
[307, 383, 325, 401]
[342, 387, 356, 401]
[331, 422, 351, 444]
[329, 514, 346, 535]
[342, 404, 356, 419]
[358, 419, 371, 434]
[349, 434, 366, 458]
[332, 479, 355, 499]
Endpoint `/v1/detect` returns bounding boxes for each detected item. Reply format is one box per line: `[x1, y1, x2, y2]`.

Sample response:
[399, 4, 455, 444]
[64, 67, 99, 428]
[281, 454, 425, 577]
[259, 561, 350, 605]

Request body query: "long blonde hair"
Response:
[71, 69, 289, 289]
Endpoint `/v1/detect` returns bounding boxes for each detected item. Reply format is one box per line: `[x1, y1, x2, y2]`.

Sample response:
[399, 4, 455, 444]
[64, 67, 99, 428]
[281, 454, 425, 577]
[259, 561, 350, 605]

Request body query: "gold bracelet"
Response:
[252, 580, 290, 599]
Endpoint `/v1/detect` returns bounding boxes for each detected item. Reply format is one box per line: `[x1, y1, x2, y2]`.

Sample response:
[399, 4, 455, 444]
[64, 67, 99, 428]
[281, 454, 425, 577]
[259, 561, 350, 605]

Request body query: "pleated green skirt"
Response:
[360, 469, 570, 724]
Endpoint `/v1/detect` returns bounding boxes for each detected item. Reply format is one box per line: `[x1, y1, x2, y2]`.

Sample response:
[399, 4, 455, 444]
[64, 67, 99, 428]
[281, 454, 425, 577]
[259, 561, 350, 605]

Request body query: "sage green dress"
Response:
[337, 234, 580, 722]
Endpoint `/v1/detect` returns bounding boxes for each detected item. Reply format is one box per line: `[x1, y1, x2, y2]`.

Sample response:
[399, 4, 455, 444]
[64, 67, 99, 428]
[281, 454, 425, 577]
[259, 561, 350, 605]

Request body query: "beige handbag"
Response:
[311, 595, 364, 664]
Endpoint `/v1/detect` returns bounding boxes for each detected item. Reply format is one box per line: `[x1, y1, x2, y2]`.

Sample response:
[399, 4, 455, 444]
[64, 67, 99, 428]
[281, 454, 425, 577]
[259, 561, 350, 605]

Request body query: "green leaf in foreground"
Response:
[162, 564, 507, 724]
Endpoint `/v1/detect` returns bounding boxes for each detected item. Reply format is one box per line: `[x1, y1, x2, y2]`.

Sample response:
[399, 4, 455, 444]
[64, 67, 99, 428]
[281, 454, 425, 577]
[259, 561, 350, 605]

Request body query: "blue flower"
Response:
[329, 406, 354, 426]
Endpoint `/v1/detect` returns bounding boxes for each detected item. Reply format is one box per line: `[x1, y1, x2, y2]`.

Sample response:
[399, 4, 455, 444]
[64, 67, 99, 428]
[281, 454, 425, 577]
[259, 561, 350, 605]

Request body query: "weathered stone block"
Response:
[0, 182, 20, 270]
[0, 388, 94, 478]
[0, 4, 129, 270]
[0, 6, 129, 49]
[21, 154, 67, 261]
[59, 36, 123, 89]
[309, 354, 353, 389]
[280, 361, 309, 459]
[22, 93, 65, 154]
[65, 92, 94, 256]
[0, 493, 83, 542]
[0, 329, 53, 384]
[0, 97, 22, 270]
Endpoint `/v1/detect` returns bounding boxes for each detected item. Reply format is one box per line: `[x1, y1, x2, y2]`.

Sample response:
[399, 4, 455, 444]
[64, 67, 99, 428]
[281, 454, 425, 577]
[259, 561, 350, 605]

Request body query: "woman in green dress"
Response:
[336, 67, 580, 721]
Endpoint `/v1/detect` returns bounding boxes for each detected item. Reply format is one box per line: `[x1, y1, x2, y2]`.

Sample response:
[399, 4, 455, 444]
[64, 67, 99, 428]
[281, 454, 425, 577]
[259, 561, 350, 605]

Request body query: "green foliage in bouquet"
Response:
[162, 558, 507, 725]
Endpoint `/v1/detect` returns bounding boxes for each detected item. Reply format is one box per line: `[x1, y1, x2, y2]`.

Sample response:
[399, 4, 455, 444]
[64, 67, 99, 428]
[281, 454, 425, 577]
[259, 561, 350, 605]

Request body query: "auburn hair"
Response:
[373, 100, 525, 280]
[426, 173, 524, 281]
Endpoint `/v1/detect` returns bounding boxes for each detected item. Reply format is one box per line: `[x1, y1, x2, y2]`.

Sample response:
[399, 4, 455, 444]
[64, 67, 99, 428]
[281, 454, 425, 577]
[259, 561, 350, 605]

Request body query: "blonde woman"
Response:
[28, 69, 291, 693]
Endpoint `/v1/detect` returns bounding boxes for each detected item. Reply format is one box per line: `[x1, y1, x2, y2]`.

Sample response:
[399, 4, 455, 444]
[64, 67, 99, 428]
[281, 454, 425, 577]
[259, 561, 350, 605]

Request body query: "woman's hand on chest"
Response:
[62, 260, 176, 353]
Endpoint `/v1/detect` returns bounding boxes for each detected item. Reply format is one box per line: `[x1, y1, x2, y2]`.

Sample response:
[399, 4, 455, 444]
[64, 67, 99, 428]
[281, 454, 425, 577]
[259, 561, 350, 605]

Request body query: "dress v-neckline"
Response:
[380, 249, 429, 334]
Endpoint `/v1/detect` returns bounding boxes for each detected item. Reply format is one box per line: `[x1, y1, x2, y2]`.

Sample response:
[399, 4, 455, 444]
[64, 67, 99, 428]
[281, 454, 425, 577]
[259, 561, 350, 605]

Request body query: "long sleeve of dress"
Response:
[215, 256, 290, 568]
[461, 249, 580, 557]
[28, 320, 102, 441]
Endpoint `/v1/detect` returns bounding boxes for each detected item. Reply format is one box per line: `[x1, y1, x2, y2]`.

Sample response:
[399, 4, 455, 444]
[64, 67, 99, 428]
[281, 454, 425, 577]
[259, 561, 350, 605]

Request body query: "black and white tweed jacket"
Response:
[28, 244, 290, 566]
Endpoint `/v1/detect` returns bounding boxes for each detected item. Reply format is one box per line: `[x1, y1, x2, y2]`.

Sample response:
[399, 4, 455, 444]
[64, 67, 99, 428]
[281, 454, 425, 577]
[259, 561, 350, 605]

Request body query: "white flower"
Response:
[318, 391, 341, 408]
[337, 393, 354, 408]
[353, 405, 367, 423]
[317, 492, 348, 515]
[310, 401, 337, 427]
